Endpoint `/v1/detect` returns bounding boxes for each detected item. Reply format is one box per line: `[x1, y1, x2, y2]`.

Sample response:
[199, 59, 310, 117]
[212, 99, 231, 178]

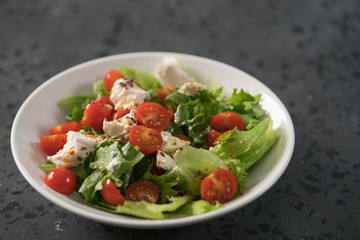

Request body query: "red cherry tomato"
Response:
[125, 180, 160, 203]
[96, 96, 114, 108]
[43, 168, 76, 195]
[210, 111, 245, 132]
[136, 102, 170, 132]
[81, 100, 112, 131]
[166, 106, 175, 123]
[200, 168, 238, 204]
[111, 108, 131, 121]
[129, 125, 163, 155]
[40, 134, 67, 155]
[49, 122, 82, 135]
[101, 178, 125, 206]
[207, 129, 221, 148]
[156, 88, 170, 102]
[103, 69, 124, 92]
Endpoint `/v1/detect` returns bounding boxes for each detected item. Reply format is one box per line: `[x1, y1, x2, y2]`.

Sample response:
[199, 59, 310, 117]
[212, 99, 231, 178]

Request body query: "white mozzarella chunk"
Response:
[156, 151, 177, 171]
[178, 82, 207, 96]
[110, 78, 150, 110]
[160, 131, 190, 155]
[47, 131, 101, 168]
[103, 109, 137, 139]
[154, 57, 196, 89]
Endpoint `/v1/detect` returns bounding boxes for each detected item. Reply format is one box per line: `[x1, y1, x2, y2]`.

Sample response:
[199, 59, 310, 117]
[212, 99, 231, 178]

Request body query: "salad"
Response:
[39, 57, 280, 220]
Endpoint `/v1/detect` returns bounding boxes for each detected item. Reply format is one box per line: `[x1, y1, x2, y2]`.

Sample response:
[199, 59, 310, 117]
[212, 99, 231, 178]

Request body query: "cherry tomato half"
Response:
[210, 111, 245, 133]
[111, 108, 131, 121]
[129, 125, 163, 155]
[44, 168, 76, 195]
[101, 178, 125, 206]
[81, 100, 112, 131]
[103, 69, 124, 92]
[156, 88, 170, 102]
[207, 129, 222, 148]
[200, 168, 238, 204]
[49, 121, 82, 135]
[40, 134, 67, 155]
[125, 180, 160, 203]
[136, 102, 170, 132]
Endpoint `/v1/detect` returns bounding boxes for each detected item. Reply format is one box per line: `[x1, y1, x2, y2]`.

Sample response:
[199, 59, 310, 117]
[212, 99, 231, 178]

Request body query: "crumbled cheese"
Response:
[48, 131, 101, 168]
[178, 82, 207, 96]
[154, 57, 196, 89]
[110, 78, 150, 110]
[156, 151, 177, 171]
[103, 109, 137, 139]
[160, 131, 190, 156]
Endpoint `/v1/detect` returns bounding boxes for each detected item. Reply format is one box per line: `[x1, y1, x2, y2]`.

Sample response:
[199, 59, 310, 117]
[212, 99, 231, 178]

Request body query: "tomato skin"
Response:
[80, 100, 112, 131]
[156, 88, 170, 102]
[101, 178, 125, 206]
[49, 122, 82, 135]
[210, 111, 245, 132]
[166, 106, 175, 123]
[104, 69, 123, 92]
[40, 134, 67, 155]
[96, 96, 114, 108]
[43, 168, 76, 195]
[129, 125, 163, 155]
[125, 180, 160, 203]
[200, 168, 238, 204]
[207, 130, 221, 148]
[111, 108, 130, 121]
[136, 102, 170, 132]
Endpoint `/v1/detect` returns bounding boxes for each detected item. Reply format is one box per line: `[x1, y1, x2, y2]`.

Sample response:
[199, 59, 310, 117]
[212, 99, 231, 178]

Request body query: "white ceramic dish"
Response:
[11, 52, 295, 229]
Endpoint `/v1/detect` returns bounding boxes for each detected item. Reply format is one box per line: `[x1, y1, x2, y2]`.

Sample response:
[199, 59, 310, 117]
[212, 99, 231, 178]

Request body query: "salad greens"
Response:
[40, 65, 280, 220]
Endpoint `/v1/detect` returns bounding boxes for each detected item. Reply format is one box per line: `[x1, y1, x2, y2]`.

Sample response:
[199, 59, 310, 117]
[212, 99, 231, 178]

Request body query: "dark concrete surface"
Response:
[1, 0, 359, 239]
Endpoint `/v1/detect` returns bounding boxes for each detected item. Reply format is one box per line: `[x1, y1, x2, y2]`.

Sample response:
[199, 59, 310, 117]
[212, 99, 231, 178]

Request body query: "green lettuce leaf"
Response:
[90, 196, 192, 220]
[235, 127, 280, 170]
[226, 89, 264, 119]
[165, 146, 227, 195]
[118, 66, 159, 90]
[92, 79, 109, 97]
[143, 172, 179, 203]
[211, 118, 280, 170]
[116, 196, 192, 219]
[78, 170, 105, 203]
[171, 200, 223, 217]
[57, 95, 94, 122]
[78, 170, 123, 203]
[165, 122, 184, 135]
[166, 88, 228, 147]
[38, 161, 56, 173]
[57, 95, 89, 114]
[38, 161, 89, 182]
[223, 159, 248, 190]
[165, 91, 191, 111]
[211, 118, 271, 160]
[90, 142, 144, 178]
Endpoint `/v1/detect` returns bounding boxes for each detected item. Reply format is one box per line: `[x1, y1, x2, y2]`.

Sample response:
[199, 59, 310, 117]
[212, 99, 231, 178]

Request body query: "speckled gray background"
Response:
[1, 0, 359, 239]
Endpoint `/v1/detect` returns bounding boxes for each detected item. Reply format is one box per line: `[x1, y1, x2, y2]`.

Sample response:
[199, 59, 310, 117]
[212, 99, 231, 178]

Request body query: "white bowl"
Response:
[11, 52, 295, 229]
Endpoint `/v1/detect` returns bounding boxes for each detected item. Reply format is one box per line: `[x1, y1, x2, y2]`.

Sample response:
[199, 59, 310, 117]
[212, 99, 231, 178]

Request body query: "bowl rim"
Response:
[11, 51, 295, 228]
